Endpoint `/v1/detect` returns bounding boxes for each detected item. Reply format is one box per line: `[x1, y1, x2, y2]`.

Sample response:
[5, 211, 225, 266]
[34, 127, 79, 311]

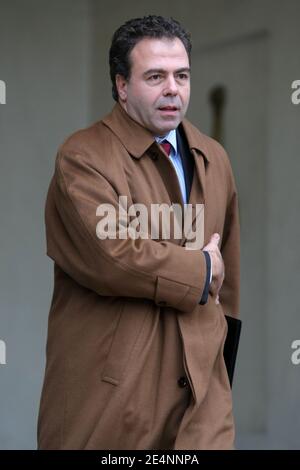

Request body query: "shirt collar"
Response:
[154, 129, 177, 154]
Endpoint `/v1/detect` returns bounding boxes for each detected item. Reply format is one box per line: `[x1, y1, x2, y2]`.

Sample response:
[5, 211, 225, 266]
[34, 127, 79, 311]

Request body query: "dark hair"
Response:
[109, 15, 192, 101]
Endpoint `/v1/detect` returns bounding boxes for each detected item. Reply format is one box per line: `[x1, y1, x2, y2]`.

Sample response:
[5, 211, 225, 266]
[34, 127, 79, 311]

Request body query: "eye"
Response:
[176, 73, 189, 81]
[148, 74, 162, 81]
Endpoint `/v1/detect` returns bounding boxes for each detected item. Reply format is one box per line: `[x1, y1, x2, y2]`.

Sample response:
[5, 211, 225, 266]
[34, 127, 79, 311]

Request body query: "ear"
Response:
[116, 74, 128, 102]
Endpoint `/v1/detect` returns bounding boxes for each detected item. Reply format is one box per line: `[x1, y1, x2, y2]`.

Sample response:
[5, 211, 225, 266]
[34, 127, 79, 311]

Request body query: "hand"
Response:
[203, 233, 225, 304]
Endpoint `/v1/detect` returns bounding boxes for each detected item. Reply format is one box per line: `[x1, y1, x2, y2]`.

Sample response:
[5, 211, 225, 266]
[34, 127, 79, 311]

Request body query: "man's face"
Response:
[116, 37, 191, 136]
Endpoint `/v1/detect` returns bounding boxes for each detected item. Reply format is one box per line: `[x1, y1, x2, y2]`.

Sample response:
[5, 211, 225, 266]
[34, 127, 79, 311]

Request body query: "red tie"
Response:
[160, 141, 172, 156]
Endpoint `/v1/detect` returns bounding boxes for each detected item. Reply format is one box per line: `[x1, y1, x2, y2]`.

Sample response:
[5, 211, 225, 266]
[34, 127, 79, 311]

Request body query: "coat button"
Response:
[177, 376, 188, 388]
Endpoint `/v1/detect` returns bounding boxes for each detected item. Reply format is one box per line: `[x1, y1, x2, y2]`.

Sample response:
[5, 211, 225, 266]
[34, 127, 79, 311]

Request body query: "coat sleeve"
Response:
[45, 150, 208, 314]
[219, 153, 240, 318]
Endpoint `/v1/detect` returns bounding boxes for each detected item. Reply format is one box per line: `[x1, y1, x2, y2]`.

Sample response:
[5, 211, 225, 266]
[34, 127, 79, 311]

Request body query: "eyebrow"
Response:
[143, 67, 191, 77]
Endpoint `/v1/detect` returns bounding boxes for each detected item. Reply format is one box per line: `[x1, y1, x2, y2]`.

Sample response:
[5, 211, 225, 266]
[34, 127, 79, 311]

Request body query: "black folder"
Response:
[224, 315, 242, 387]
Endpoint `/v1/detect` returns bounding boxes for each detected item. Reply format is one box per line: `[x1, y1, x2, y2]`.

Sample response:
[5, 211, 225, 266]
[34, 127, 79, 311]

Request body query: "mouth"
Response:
[158, 106, 179, 115]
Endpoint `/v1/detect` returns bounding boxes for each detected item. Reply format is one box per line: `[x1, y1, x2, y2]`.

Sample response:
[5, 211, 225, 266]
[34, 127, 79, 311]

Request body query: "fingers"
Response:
[203, 233, 223, 305]
[215, 268, 225, 304]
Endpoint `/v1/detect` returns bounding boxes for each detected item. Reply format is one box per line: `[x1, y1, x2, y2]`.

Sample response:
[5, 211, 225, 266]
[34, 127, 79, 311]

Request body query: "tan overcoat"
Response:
[37, 103, 240, 450]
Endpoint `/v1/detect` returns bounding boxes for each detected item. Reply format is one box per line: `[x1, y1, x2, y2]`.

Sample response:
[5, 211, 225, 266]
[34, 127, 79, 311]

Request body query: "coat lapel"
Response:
[178, 120, 210, 248]
[176, 126, 194, 203]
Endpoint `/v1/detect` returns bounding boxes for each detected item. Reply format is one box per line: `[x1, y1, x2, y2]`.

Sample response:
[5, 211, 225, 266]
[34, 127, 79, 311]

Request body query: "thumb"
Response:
[210, 233, 220, 245]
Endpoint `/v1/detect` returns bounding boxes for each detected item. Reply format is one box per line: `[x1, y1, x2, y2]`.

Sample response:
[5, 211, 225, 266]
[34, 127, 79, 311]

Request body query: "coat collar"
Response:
[101, 103, 211, 163]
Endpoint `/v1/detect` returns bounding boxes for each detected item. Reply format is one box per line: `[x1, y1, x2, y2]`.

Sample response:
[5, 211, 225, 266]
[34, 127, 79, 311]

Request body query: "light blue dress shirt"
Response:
[155, 129, 187, 204]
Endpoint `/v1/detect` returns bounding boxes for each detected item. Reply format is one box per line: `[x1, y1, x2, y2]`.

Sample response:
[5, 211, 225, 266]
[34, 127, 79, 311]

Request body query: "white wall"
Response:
[0, 0, 91, 449]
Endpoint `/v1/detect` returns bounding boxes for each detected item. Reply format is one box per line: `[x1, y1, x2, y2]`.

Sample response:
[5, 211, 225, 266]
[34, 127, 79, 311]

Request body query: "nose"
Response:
[163, 74, 178, 96]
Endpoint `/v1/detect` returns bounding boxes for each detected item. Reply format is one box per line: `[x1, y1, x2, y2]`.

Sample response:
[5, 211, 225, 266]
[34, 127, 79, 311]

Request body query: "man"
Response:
[38, 15, 240, 450]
